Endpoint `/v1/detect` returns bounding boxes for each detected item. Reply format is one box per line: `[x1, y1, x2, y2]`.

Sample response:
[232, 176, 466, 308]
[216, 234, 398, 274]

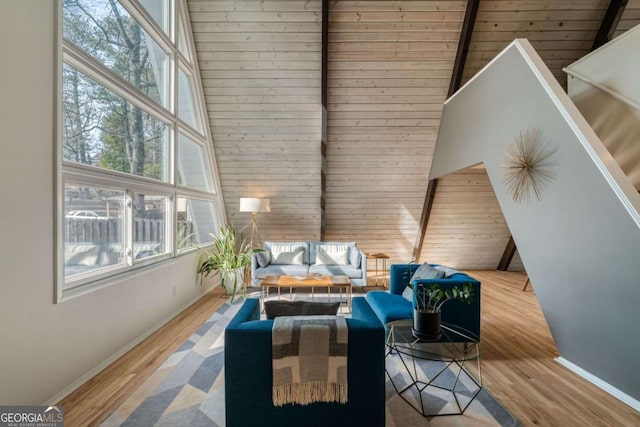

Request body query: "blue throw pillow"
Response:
[255, 250, 270, 268]
[411, 263, 445, 281]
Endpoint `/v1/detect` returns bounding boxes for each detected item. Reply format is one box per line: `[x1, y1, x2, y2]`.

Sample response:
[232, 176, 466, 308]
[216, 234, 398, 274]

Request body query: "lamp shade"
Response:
[239, 197, 270, 213]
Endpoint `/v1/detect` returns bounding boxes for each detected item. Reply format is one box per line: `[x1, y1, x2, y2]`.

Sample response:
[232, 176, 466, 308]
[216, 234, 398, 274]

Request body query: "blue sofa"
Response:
[225, 297, 385, 427]
[251, 241, 368, 286]
[365, 264, 481, 340]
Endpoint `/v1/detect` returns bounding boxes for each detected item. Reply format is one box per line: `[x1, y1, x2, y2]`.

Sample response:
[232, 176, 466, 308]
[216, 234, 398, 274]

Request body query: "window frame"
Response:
[55, 0, 226, 303]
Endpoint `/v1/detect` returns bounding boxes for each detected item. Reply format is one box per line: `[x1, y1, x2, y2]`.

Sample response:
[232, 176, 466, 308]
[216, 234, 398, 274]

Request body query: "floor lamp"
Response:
[239, 197, 270, 248]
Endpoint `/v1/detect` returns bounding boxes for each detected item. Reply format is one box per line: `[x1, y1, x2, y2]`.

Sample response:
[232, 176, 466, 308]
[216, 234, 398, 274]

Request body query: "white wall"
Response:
[430, 39, 640, 401]
[0, 1, 213, 404]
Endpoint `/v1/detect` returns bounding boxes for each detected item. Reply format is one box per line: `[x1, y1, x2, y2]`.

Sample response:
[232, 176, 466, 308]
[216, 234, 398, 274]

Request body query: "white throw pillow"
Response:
[270, 244, 305, 265]
[315, 244, 350, 265]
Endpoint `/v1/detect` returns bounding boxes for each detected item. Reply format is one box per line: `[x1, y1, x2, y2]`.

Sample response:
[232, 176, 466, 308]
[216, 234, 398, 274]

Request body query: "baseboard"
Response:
[555, 357, 640, 412]
[45, 289, 215, 405]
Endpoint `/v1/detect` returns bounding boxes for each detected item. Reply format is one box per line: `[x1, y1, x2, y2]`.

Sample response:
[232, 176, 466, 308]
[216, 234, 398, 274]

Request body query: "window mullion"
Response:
[178, 125, 207, 148]
[63, 164, 175, 196]
[176, 185, 219, 200]
[125, 191, 134, 266]
[119, 0, 174, 54]
[172, 7, 179, 255]
[63, 41, 174, 126]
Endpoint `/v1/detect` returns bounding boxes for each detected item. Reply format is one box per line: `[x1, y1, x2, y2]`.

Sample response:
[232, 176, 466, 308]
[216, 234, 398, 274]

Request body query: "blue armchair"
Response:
[225, 297, 385, 427]
[365, 264, 481, 340]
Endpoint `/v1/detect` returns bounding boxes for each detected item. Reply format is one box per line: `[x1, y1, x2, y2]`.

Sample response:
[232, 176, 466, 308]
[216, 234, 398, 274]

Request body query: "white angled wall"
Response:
[430, 39, 640, 402]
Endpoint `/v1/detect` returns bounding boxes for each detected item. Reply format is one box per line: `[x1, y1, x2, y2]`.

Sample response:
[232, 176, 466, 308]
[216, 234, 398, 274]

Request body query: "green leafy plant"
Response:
[197, 225, 262, 302]
[411, 282, 475, 313]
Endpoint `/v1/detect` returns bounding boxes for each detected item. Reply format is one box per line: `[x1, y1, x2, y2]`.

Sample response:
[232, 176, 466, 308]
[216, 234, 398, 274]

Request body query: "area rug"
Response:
[100, 294, 521, 427]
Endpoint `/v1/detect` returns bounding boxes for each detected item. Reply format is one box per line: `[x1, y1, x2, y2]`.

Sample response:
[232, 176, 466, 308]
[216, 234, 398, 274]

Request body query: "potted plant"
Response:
[410, 282, 474, 340]
[197, 225, 261, 302]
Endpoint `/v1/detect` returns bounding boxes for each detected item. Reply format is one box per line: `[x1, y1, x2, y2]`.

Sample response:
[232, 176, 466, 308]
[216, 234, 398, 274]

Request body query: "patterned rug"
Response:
[100, 293, 521, 427]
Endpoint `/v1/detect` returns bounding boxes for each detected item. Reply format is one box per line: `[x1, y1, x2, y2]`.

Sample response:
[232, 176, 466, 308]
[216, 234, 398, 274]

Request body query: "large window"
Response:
[58, 0, 224, 300]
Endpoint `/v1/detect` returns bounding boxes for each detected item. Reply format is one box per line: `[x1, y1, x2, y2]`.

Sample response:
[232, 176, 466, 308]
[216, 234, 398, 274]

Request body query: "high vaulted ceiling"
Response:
[187, 0, 640, 268]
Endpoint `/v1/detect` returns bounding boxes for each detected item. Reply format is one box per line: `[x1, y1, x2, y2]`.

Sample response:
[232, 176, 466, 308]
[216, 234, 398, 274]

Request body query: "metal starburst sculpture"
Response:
[501, 129, 556, 203]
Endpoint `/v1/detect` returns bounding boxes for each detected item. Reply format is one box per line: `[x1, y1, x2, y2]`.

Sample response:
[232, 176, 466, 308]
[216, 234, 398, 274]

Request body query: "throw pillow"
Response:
[315, 244, 350, 265]
[349, 247, 360, 268]
[270, 244, 305, 265]
[401, 286, 414, 304]
[264, 300, 341, 319]
[433, 265, 461, 278]
[255, 250, 270, 268]
[411, 263, 445, 281]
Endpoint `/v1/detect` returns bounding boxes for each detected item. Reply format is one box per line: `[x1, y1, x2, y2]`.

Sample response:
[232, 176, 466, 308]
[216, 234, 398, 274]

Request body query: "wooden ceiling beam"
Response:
[497, 236, 517, 271]
[592, 0, 628, 50]
[412, 0, 480, 262]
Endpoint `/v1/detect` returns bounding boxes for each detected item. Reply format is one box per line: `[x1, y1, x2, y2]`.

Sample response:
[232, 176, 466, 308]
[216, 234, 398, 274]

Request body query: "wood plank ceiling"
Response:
[188, 0, 640, 268]
[189, 0, 322, 242]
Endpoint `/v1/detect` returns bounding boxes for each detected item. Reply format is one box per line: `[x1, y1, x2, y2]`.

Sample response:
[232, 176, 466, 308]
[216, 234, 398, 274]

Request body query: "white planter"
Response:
[221, 268, 245, 299]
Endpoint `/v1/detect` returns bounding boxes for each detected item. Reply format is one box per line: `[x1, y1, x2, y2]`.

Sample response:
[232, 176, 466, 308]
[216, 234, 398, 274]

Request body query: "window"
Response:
[58, 0, 224, 301]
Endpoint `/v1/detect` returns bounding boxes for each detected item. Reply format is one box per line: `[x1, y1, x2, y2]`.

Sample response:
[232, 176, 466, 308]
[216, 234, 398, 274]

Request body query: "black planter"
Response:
[412, 309, 441, 340]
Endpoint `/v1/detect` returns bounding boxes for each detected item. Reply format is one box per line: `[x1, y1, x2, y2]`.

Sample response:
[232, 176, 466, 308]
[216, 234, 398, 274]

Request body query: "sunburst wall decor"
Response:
[501, 129, 556, 203]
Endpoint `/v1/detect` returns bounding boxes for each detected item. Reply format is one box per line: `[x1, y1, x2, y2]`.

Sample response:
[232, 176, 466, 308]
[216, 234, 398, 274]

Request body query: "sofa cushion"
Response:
[315, 243, 350, 265]
[309, 264, 362, 279]
[309, 241, 356, 265]
[271, 245, 305, 265]
[265, 242, 308, 265]
[365, 291, 413, 325]
[255, 250, 271, 267]
[254, 264, 310, 279]
[411, 263, 445, 281]
[264, 300, 341, 319]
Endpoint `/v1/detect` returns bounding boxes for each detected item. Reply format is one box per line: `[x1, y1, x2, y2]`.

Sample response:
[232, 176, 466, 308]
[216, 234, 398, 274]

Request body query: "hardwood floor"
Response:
[473, 270, 640, 426]
[59, 271, 640, 426]
[58, 289, 230, 427]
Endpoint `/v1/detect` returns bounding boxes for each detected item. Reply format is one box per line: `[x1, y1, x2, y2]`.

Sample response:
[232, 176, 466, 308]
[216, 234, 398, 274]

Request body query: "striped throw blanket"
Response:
[272, 315, 348, 406]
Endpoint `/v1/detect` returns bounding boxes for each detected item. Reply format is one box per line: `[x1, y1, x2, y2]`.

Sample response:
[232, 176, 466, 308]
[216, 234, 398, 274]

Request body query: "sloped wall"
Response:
[323, 0, 466, 262]
[431, 39, 640, 401]
[462, 0, 609, 88]
[189, 0, 322, 241]
[420, 167, 522, 270]
[613, 0, 640, 38]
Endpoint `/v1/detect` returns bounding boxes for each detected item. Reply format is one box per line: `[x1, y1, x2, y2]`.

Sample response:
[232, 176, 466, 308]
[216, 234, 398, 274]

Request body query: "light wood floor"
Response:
[59, 271, 640, 426]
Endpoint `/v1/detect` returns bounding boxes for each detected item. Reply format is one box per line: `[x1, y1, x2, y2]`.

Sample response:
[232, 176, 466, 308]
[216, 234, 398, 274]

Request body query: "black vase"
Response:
[413, 309, 441, 340]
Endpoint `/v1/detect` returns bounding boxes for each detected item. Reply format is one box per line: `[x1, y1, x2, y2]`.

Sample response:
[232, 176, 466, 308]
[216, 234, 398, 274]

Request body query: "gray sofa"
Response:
[251, 241, 367, 286]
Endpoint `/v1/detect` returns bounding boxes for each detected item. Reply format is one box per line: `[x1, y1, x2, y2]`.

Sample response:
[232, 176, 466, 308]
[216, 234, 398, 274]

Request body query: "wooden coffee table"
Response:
[260, 275, 352, 312]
